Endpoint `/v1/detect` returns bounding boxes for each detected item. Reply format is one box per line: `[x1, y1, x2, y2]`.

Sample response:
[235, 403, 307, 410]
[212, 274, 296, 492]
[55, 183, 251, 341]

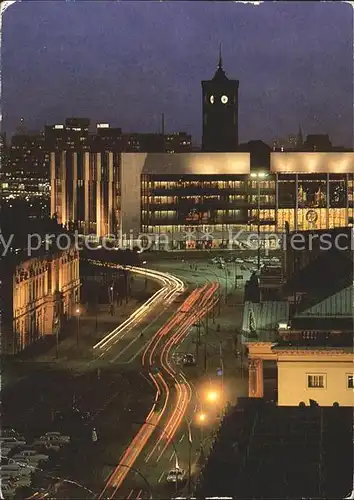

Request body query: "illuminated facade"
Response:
[1, 133, 50, 200]
[120, 151, 354, 249]
[276, 347, 354, 407]
[50, 151, 121, 237]
[272, 152, 354, 232]
[1, 246, 80, 355]
[50, 150, 354, 244]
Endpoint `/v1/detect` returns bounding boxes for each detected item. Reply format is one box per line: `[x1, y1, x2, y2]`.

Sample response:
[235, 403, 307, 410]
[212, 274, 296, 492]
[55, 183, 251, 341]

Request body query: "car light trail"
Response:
[88, 260, 184, 352]
[100, 281, 220, 499]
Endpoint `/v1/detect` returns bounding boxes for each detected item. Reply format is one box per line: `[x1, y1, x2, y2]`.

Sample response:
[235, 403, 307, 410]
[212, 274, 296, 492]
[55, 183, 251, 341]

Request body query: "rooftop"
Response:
[122, 152, 251, 175]
[242, 301, 289, 342]
[284, 249, 353, 308]
[196, 398, 353, 499]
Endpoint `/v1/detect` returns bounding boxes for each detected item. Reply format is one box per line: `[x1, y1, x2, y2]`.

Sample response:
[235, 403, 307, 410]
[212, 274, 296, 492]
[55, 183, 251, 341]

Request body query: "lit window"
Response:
[308, 374, 325, 388]
[347, 375, 353, 389]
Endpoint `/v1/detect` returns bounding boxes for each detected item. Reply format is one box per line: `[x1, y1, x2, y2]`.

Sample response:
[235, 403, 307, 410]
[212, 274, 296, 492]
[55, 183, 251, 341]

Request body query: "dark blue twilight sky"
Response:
[1, 1, 353, 147]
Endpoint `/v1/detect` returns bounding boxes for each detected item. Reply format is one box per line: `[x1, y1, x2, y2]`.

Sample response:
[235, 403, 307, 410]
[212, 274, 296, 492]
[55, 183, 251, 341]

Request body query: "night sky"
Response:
[2, 1, 353, 147]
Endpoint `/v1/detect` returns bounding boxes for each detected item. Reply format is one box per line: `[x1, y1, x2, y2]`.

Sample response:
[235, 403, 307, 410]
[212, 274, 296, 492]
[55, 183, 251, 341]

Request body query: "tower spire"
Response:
[218, 43, 223, 69]
[297, 124, 303, 149]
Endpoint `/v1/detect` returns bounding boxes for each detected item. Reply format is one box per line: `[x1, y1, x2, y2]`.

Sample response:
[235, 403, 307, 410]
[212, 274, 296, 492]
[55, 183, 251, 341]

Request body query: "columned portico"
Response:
[246, 342, 277, 398]
[249, 358, 264, 397]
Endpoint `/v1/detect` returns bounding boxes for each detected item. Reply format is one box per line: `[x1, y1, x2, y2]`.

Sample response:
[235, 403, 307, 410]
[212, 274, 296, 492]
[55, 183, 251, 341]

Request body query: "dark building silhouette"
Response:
[45, 117, 91, 151]
[303, 134, 332, 151]
[91, 123, 123, 152]
[202, 47, 239, 152]
[238, 140, 271, 171]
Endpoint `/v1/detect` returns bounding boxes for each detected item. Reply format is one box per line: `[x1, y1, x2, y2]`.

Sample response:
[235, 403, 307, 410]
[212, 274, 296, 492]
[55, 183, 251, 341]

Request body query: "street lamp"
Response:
[75, 307, 81, 347]
[250, 171, 268, 272]
[206, 391, 219, 403]
[142, 261, 147, 290]
[195, 411, 207, 466]
[197, 412, 207, 423]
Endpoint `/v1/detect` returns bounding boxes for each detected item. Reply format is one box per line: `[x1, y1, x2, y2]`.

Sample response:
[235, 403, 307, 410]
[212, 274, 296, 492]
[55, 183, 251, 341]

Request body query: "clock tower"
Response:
[202, 48, 239, 152]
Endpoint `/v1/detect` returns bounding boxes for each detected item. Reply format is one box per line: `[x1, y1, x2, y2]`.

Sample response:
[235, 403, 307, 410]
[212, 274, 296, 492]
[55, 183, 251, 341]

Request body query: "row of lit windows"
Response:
[142, 224, 253, 233]
[143, 180, 247, 189]
[276, 208, 349, 232]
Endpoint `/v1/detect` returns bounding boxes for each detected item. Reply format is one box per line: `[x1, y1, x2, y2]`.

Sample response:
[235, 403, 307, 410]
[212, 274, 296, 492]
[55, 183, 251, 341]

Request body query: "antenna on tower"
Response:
[218, 43, 223, 69]
[161, 113, 165, 136]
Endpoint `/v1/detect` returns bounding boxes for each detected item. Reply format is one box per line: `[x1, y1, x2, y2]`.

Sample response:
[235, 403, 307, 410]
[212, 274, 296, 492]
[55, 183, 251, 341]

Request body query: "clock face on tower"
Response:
[210, 95, 214, 104]
[221, 95, 228, 104]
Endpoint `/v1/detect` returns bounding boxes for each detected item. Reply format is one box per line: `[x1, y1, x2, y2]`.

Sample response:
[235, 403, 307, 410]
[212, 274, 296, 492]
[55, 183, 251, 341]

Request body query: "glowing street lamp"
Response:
[197, 412, 207, 423]
[76, 307, 81, 347]
[206, 390, 219, 403]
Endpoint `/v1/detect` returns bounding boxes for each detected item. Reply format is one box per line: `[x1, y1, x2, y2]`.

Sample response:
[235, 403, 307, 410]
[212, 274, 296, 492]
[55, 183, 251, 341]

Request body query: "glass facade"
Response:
[141, 173, 352, 247]
[276, 173, 350, 232]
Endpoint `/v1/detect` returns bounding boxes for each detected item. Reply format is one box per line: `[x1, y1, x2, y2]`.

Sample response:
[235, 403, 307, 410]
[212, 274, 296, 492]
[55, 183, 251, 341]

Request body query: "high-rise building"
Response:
[50, 151, 120, 237]
[202, 48, 239, 152]
[1, 133, 50, 199]
[44, 117, 91, 151]
[91, 123, 123, 152]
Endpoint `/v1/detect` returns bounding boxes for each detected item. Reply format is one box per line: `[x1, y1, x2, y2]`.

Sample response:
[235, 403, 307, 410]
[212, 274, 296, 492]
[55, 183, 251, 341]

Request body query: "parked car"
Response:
[32, 438, 62, 452]
[166, 467, 186, 484]
[1, 429, 25, 441]
[0, 437, 26, 448]
[43, 432, 70, 444]
[1, 463, 33, 477]
[182, 354, 196, 367]
[1, 471, 32, 488]
[1, 446, 13, 457]
[12, 449, 49, 464]
[1, 479, 18, 497]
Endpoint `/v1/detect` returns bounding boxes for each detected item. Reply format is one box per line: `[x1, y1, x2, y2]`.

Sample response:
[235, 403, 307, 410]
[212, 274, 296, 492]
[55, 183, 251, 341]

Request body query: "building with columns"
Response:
[50, 151, 121, 237]
[242, 234, 353, 406]
[1, 245, 80, 355]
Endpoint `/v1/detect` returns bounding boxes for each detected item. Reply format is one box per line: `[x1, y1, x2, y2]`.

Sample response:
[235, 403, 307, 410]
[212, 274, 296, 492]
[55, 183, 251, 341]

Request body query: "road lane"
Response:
[103, 283, 220, 499]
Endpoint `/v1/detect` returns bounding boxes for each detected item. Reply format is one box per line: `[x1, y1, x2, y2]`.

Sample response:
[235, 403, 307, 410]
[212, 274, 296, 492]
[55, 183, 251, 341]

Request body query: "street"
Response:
[3, 254, 250, 499]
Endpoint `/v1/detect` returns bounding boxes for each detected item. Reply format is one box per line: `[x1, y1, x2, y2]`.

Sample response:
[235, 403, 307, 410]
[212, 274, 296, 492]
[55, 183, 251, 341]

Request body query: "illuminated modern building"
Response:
[118, 151, 354, 247]
[272, 152, 354, 232]
[1, 245, 80, 355]
[50, 148, 354, 245]
[1, 133, 50, 200]
[50, 151, 121, 237]
[202, 49, 239, 152]
[121, 152, 252, 248]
